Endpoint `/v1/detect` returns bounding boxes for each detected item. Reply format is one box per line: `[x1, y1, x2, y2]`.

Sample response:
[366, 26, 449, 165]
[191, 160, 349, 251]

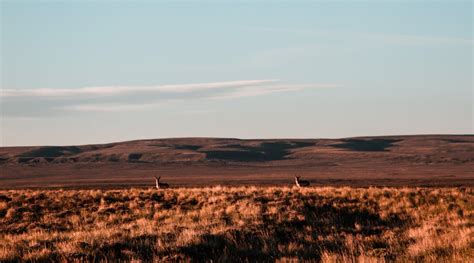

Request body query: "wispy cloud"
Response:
[249, 26, 473, 46]
[209, 84, 337, 100]
[361, 32, 473, 46]
[59, 103, 162, 112]
[1, 79, 279, 98]
[2, 79, 338, 115]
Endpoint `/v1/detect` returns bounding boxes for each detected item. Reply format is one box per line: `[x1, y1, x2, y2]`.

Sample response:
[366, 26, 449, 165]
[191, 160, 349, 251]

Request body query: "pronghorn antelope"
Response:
[294, 176, 310, 188]
[153, 176, 169, 189]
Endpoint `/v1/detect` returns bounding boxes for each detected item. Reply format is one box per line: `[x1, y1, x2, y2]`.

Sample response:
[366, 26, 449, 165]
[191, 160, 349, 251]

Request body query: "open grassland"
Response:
[0, 187, 473, 262]
[2, 136, 473, 189]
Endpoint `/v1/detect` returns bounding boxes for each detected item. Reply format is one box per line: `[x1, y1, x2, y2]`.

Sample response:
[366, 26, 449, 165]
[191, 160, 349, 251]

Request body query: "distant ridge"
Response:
[1, 135, 473, 188]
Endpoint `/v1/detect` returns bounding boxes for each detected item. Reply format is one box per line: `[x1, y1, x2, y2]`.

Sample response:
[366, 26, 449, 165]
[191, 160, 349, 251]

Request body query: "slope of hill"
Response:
[1, 135, 473, 188]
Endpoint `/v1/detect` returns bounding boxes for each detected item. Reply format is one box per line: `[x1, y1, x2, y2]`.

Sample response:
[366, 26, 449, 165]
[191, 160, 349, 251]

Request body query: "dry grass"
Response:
[0, 186, 473, 262]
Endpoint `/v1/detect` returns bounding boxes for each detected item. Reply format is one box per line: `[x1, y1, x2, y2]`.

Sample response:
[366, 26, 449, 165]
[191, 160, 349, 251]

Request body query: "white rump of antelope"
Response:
[153, 176, 169, 189]
[294, 176, 310, 188]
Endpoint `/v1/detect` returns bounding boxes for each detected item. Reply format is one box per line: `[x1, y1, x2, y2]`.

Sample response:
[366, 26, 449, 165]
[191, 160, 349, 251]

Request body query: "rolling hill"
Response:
[1, 135, 473, 188]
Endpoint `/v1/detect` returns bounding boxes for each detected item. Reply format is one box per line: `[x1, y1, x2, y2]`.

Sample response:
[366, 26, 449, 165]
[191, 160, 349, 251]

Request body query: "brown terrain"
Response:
[0, 135, 473, 189]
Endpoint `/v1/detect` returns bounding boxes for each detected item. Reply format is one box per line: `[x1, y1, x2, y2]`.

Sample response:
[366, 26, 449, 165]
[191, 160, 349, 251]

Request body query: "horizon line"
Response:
[2, 133, 472, 148]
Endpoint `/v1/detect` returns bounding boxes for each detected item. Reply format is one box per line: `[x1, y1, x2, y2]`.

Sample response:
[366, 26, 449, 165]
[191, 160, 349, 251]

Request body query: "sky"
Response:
[0, 1, 472, 146]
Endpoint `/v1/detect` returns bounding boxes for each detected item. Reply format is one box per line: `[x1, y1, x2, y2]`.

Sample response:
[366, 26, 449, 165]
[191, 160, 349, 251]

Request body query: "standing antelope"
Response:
[294, 176, 310, 188]
[153, 176, 169, 189]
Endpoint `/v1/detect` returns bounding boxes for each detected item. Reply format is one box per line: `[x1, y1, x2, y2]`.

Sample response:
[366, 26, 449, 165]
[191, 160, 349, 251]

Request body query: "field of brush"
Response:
[0, 186, 473, 262]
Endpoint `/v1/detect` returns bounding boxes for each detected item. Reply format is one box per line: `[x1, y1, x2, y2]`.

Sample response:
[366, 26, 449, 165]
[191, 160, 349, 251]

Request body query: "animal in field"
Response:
[294, 176, 310, 188]
[153, 176, 169, 189]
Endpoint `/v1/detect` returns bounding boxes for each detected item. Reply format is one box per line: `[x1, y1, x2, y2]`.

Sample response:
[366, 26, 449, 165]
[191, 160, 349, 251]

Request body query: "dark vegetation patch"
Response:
[128, 153, 143, 162]
[174, 145, 202, 151]
[202, 141, 314, 162]
[204, 150, 265, 162]
[18, 146, 82, 158]
[17, 157, 34, 163]
[0, 195, 12, 202]
[331, 139, 402, 152]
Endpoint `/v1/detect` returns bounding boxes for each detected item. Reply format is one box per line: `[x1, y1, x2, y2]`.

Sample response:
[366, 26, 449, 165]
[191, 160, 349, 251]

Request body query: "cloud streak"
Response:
[59, 103, 162, 112]
[2, 79, 337, 115]
[209, 84, 337, 100]
[1, 79, 279, 98]
[249, 26, 473, 46]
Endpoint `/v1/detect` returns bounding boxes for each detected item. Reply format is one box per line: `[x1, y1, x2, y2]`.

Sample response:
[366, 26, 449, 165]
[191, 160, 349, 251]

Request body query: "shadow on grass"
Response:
[331, 139, 402, 152]
[202, 141, 315, 162]
[19, 146, 82, 158]
[177, 197, 410, 261]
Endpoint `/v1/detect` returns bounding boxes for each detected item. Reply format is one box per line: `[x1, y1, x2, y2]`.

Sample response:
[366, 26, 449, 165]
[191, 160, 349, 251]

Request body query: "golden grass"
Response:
[0, 186, 473, 262]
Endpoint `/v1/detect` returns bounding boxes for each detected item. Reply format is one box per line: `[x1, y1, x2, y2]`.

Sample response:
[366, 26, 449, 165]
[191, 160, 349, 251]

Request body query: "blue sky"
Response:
[1, 1, 472, 146]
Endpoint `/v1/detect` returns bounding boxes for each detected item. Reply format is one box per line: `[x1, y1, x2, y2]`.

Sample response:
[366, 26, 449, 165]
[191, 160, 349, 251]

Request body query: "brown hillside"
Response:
[1, 135, 473, 188]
